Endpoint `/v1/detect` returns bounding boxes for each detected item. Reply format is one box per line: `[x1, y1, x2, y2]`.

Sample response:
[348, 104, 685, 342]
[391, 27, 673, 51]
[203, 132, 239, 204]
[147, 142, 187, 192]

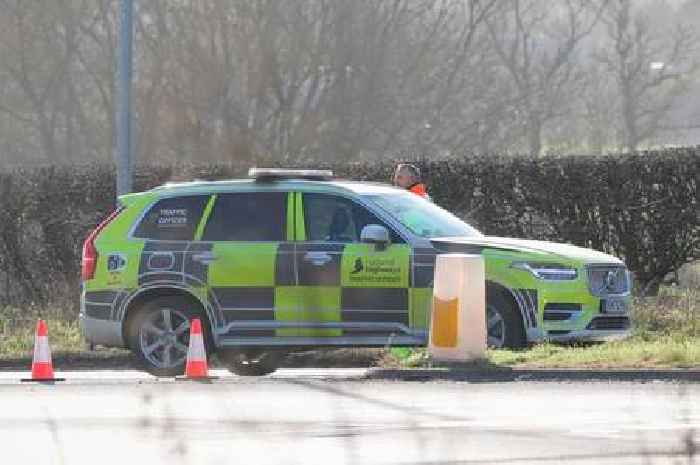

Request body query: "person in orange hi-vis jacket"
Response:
[393, 163, 430, 200]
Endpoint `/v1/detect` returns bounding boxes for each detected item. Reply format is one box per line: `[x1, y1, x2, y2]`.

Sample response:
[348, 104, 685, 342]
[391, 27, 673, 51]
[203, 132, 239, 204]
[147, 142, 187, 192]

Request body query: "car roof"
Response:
[140, 178, 404, 198]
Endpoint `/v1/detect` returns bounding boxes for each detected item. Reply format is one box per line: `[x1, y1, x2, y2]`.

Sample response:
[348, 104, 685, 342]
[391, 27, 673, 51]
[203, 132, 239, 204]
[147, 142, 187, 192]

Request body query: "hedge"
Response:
[0, 148, 697, 307]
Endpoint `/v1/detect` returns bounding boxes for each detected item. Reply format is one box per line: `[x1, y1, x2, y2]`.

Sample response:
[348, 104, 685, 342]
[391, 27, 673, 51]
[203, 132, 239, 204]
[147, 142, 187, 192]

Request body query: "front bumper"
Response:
[537, 282, 632, 343]
[546, 327, 632, 343]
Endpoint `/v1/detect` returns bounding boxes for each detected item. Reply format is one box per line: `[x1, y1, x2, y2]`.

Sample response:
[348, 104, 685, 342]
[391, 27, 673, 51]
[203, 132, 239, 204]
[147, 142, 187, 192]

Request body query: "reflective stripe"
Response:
[294, 192, 306, 240]
[33, 335, 52, 362]
[286, 193, 295, 241]
[194, 195, 217, 241]
[187, 333, 206, 361]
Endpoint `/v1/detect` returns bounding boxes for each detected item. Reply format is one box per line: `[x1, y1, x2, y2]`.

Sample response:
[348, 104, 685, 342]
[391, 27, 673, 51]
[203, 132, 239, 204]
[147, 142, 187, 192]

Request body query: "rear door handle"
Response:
[303, 252, 332, 266]
[192, 252, 218, 264]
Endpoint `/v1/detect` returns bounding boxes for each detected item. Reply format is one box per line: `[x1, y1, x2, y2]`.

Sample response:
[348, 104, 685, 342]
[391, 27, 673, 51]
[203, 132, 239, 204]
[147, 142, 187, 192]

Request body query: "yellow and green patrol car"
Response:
[80, 169, 632, 375]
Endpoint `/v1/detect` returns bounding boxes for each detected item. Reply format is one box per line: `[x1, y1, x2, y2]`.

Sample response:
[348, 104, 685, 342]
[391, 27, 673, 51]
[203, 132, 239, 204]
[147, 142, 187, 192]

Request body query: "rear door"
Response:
[297, 192, 412, 341]
[131, 195, 213, 313]
[201, 191, 297, 340]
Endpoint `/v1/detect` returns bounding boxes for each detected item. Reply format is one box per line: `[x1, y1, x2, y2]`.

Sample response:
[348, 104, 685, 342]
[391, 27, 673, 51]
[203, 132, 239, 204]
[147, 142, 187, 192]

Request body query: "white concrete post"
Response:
[429, 254, 486, 362]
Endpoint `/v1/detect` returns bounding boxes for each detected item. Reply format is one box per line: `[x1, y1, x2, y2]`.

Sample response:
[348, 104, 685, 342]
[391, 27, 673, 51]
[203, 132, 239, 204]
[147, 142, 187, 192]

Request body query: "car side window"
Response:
[302, 193, 404, 243]
[133, 195, 209, 241]
[202, 192, 287, 242]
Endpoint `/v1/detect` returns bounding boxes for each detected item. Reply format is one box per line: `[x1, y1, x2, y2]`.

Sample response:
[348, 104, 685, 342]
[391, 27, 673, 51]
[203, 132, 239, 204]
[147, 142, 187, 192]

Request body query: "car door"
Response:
[297, 192, 412, 341]
[201, 191, 297, 340]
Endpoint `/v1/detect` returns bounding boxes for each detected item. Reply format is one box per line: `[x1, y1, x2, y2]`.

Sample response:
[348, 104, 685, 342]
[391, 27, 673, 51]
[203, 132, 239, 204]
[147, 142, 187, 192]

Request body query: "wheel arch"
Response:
[486, 280, 528, 336]
[121, 286, 215, 347]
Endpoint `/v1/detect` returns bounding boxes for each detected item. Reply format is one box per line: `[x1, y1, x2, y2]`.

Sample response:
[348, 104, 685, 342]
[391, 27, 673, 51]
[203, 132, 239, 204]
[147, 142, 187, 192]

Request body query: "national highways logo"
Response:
[351, 258, 364, 274]
[348, 257, 401, 284]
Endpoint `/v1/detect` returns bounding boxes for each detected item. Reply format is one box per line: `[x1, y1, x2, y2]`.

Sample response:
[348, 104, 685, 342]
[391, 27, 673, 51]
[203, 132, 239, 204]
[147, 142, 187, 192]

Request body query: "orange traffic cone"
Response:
[177, 318, 216, 381]
[21, 320, 64, 382]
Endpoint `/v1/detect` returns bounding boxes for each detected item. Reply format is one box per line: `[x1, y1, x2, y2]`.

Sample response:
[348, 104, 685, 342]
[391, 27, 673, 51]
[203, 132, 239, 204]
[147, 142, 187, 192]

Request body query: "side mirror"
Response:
[361, 224, 390, 250]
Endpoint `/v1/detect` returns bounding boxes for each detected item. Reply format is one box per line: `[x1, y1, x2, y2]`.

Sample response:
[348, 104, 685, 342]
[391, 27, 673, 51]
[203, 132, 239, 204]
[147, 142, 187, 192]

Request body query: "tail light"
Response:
[81, 208, 124, 281]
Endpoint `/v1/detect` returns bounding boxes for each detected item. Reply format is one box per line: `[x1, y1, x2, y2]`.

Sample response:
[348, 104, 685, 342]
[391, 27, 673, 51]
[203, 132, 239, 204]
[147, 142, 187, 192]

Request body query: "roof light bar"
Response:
[248, 168, 334, 181]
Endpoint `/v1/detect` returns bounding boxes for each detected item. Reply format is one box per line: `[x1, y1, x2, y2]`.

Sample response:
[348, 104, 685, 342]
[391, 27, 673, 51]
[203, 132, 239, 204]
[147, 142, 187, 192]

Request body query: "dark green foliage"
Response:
[0, 149, 697, 305]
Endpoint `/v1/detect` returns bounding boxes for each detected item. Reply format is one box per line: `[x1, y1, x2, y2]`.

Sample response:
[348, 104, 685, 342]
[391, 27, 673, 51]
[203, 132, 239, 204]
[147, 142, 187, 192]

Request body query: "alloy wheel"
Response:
[139, 308, 191, 369]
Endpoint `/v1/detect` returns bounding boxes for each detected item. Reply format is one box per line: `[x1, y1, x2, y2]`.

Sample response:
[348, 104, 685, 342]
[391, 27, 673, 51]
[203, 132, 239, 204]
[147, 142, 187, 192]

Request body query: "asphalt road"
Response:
[0, 369, 697, 465]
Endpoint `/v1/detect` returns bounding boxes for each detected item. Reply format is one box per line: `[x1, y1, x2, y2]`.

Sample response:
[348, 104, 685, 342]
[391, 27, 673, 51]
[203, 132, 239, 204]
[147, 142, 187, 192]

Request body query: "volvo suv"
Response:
[80, 169, 632, 375]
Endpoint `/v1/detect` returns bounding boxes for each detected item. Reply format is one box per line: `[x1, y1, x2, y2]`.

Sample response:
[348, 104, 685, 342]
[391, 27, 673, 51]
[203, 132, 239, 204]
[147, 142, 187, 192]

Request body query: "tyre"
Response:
[127, 295, 211, 377]
[486, 288, 527, 349]
[220, 350, 280, 376]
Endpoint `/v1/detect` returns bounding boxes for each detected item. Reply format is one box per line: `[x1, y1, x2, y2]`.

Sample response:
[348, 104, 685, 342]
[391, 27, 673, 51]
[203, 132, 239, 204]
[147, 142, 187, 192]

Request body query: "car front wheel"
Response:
[486, 290, 527, 349]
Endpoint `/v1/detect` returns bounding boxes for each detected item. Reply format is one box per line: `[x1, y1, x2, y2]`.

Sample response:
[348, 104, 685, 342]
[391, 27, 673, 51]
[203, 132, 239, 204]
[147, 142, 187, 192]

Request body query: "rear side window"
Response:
[202, 192, 287, 242]
[133, 195, 209, 241]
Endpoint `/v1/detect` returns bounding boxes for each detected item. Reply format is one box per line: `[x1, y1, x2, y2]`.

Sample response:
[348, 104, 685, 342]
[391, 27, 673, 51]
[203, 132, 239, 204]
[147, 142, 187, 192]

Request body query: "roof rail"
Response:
[248, 168, 334, 182]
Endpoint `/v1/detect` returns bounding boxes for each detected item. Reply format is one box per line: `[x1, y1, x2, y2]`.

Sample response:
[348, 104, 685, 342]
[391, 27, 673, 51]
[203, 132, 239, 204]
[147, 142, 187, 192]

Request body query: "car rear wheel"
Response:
[220, 350, 280, 376]
[486, 289, 527, 349]
[128, 296, 210, 377]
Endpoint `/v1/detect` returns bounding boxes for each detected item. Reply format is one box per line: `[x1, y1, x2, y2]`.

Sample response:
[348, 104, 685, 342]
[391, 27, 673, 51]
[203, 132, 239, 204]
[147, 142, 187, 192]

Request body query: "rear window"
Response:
[202, 192, 287, 242]
[133, 195, 209, 241]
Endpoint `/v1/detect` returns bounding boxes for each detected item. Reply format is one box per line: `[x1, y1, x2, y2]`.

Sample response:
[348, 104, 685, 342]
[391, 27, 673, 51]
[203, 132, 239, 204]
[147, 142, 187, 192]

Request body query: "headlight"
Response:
[511, 262, 578, 280]
[587, 266, 631, 296]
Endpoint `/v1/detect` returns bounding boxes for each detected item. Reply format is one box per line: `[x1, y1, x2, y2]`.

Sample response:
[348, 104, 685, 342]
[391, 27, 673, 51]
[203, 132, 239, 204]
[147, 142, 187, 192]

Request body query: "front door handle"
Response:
[192, 252, 218, 265]
[303, 252, 332, 266]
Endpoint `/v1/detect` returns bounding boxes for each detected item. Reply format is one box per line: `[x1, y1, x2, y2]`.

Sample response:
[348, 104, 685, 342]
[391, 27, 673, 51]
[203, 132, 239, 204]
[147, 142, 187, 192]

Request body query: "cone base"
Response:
[21, 378, 66, 383]
[174, 375, 219, 382]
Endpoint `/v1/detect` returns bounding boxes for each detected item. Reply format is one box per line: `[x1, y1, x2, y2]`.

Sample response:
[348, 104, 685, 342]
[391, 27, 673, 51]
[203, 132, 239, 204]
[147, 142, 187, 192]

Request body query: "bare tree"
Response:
[596, 0, 697, 152]
[0, 0, 698, 164]
[485, 0, 607, 156]
[0, 0, 107, 163]
[137, 0, 501, 162]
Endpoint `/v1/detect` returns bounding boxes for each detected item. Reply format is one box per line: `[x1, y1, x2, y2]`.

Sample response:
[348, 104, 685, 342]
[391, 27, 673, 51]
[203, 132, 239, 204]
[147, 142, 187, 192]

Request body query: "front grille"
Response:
[545, 303, 582, 311]
[544, 303, 581, 321]
[544, 312, 574, 321]
[547, 330, 571, 335]
[586, 316, 630, 331]
[587, 265, 630, 296]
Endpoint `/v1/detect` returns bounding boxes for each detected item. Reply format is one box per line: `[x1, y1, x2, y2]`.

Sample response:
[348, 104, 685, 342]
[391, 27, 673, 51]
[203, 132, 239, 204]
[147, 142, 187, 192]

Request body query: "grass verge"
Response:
[388, 286, 699, 369]
[487, 335, 699, 368]
[0, 318, 83, 357]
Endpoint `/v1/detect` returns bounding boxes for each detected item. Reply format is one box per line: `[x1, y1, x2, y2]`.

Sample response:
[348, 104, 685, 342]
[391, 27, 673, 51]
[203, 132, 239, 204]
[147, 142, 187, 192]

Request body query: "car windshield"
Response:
[365, 192, 483, 238]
